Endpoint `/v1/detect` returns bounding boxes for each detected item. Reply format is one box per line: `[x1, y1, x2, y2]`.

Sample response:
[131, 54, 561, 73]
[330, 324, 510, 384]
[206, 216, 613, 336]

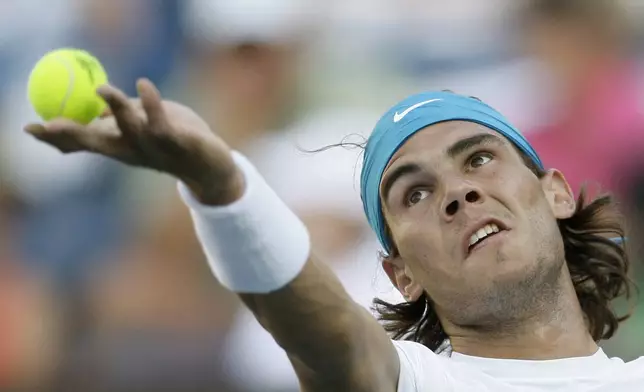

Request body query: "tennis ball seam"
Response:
[52, 53, 76, 118]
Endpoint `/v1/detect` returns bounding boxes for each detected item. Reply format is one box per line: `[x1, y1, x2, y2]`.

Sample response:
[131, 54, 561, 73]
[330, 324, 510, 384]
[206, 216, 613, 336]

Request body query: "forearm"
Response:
[240, 258, 353, 357]
[240, 257, 395, 388]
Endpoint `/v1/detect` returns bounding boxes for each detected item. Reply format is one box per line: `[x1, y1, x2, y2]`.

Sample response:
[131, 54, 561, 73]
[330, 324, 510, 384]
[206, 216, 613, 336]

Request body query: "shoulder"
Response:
[392, 340, 453, 392]
[605, 355, 644, 388]
[605, 353, 644, 368]
[393, 340, 445, 364]
[624, 356, 644, 369]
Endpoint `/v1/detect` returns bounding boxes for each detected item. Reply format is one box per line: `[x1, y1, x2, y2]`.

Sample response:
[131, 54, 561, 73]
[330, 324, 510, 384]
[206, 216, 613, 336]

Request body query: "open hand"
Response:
[24, 79, 244, 205]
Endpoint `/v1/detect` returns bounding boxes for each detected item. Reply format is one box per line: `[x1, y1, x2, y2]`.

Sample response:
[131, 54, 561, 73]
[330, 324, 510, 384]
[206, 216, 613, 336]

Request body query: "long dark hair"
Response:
[373, 152, 637, 352]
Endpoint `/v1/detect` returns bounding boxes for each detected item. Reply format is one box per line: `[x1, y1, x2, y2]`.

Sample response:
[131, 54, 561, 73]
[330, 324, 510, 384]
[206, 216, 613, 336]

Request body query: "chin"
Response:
[464, 249, 548, 289]
[443, 250, 564, 327]
[463, 245, 521, 277]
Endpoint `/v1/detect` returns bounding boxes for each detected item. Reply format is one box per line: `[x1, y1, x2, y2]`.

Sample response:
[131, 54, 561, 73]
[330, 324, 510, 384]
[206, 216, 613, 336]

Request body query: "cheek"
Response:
[492, 166, 545, 211]
[492, 167, 559, 248]
[519, 175, 550, 216]
[392, 219, 453, 284]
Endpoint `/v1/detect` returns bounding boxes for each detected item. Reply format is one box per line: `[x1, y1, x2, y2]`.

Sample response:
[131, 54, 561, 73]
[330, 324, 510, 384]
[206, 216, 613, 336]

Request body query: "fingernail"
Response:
[136, 79, 145, 93]
[96, 84, 111, 96]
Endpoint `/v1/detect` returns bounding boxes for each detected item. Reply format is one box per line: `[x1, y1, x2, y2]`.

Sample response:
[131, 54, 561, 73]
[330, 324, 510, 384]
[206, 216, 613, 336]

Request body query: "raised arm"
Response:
[242, 258, 396, 390]
[25, 80, 401, 392]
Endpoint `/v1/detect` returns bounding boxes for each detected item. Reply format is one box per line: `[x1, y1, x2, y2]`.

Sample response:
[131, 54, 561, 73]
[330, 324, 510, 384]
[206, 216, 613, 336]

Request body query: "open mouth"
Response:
[467, 222, 504, 253]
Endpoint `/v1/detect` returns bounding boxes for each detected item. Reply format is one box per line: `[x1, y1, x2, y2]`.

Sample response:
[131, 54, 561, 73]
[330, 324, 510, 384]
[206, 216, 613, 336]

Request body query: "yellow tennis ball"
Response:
[28, 48, 108, 125]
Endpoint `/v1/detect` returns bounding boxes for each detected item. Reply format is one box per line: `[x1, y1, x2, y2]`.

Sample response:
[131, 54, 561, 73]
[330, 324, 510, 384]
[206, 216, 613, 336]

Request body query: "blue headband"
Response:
[360, 91, 544, 252]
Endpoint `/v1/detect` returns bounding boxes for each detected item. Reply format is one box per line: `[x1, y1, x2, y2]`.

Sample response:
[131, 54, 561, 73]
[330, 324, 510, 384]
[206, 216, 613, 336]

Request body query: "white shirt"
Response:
[394, 340, 644, 392]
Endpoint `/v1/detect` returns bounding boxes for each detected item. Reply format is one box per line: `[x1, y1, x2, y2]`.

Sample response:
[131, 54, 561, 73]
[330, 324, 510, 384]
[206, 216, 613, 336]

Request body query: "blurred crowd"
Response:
[0, 0, 643, 390]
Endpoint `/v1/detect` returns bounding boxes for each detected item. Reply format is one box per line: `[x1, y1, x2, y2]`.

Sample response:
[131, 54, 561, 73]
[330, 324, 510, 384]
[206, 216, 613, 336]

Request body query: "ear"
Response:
[382, 256, 424, 302]
[540, 169, 576, 219]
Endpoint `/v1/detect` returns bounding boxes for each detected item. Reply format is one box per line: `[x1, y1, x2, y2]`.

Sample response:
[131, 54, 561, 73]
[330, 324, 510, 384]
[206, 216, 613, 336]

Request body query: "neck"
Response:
[447, 268, 598, 360]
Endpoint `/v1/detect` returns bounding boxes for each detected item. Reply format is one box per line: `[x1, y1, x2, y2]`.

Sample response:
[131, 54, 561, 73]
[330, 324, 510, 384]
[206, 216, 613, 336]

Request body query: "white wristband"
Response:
[177, 151, 311, 293]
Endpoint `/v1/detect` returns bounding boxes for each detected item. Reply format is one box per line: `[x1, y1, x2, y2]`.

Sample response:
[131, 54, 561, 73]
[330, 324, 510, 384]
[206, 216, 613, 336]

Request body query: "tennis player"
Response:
[25, 80, 644, 391]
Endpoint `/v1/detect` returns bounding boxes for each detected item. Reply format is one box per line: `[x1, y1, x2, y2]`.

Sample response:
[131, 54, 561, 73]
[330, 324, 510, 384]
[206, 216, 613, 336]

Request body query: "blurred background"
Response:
[0, 0, 643, 390]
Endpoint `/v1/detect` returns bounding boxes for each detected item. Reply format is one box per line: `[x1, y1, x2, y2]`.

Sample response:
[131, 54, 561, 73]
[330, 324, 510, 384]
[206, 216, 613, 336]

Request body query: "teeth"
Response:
[468, 223, 501, 247]
[469, 234, 478, 246]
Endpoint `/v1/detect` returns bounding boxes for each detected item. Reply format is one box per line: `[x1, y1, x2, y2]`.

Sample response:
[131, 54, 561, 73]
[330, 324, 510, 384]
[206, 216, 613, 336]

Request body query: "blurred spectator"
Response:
[522, 0, 644, 199]
[0, 0, 185, 389]
[182, 0, 320, 150]
[0, 190, 61, 390]
[2, 0, 182, 302]
[55, 198, 239, 391]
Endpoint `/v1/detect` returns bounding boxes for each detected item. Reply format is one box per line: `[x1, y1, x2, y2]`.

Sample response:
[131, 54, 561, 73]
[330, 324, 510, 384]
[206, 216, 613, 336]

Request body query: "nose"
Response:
[440, 181, 483, 221]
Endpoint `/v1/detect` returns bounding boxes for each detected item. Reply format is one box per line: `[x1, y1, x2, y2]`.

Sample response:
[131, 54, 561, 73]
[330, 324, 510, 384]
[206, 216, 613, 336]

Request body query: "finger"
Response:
[25, 118, 123, 155]
[24, 123, 46, 135]
[97, 84, 143, 136]
[43, 117, 119, 137]
[100, 98, 144, 118]
[136, 78, 167, 128]
[25, 118, 84, 136]
[25, 120, 91, 153]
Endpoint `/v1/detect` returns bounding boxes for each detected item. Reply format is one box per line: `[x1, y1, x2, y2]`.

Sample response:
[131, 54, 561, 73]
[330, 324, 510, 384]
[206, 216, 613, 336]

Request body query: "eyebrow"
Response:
[381, 162, 422, 204]
[381, 133, 506, 203]
[446, 133, 505, 159]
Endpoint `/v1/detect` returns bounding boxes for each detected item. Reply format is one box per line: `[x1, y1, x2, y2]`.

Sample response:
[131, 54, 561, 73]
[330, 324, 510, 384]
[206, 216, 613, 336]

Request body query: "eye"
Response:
[468, 152, 493, 169]
[406, 189, 430, 206]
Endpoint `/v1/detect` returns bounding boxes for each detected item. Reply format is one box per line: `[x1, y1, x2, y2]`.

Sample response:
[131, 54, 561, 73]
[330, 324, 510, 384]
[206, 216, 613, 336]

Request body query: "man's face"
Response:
[380, 121, 576, 327]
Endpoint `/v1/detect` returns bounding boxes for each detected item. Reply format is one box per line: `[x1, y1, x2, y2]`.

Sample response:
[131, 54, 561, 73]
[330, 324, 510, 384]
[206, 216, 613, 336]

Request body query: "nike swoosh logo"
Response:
[393, 99, 442, 123]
